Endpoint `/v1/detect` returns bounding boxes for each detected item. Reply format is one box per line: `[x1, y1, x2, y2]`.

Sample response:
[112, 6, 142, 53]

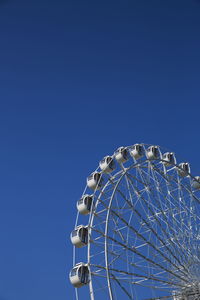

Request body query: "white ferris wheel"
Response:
[69, 143, 200, 300]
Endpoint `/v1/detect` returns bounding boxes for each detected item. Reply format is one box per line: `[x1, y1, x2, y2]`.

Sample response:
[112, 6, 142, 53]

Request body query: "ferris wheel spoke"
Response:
[107, 175, 189, 277]
[109, 210, 188, 281]
[91, 264, 186, 288]
[92, 224, 189, 284]
[152, 164, 200, 220]
[89, 272, 112, 297]
[151, 165, 200, 248]
[140, 163, 195, 258]
[143, 296, 173, 300]
[154, 168, 190, 236]
[135, 165, 190, 231]
[139, 190, 189, 265]
[125, 172, 189, 270]
[132, 166, 193, 263]
[91, 236, 175, 287]
[147, 168, 189, 236]
[110, 272, 133, 300]
[92, 268, 181, 296]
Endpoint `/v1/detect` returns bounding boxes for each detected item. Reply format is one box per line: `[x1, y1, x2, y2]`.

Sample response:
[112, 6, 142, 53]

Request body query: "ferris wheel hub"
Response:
[173, 283, 200, 299]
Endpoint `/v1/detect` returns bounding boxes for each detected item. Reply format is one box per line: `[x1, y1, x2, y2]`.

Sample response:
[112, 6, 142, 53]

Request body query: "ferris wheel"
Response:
[69, 143, 200, 300]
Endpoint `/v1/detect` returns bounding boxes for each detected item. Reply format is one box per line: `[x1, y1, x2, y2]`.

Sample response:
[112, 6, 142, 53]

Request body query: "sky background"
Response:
[0, 0, 200, 299]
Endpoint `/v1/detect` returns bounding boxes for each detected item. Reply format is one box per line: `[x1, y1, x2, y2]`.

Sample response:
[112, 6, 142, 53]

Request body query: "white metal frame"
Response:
[71, 144, 200, 300]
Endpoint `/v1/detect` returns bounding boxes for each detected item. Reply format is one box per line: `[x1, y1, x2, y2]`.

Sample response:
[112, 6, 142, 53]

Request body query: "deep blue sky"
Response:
[0, 0, 200, 299]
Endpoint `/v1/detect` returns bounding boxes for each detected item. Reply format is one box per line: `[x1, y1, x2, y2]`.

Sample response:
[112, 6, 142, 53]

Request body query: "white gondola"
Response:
[162, 152, 176, 166]
[192, 176, 200, 190]
[114, 147, 128, 163]
[99, 156, 115, 173]
[70, 225, 88, 248]
[130, 144, 144, 160]
[146, 146, 160, 160]
[87, 172, 103, 190]
[177, 162, 190, 177]
[77, 194, 93, 215]
[69, 262, 89, 288]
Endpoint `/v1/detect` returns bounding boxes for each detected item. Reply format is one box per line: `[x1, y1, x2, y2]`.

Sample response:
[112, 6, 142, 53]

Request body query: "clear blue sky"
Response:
[0, 0, 200, 299]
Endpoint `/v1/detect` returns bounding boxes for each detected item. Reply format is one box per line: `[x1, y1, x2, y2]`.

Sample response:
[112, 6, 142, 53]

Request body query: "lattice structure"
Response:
[173, 283, 200, 300]
[69, 143, 200, 300]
